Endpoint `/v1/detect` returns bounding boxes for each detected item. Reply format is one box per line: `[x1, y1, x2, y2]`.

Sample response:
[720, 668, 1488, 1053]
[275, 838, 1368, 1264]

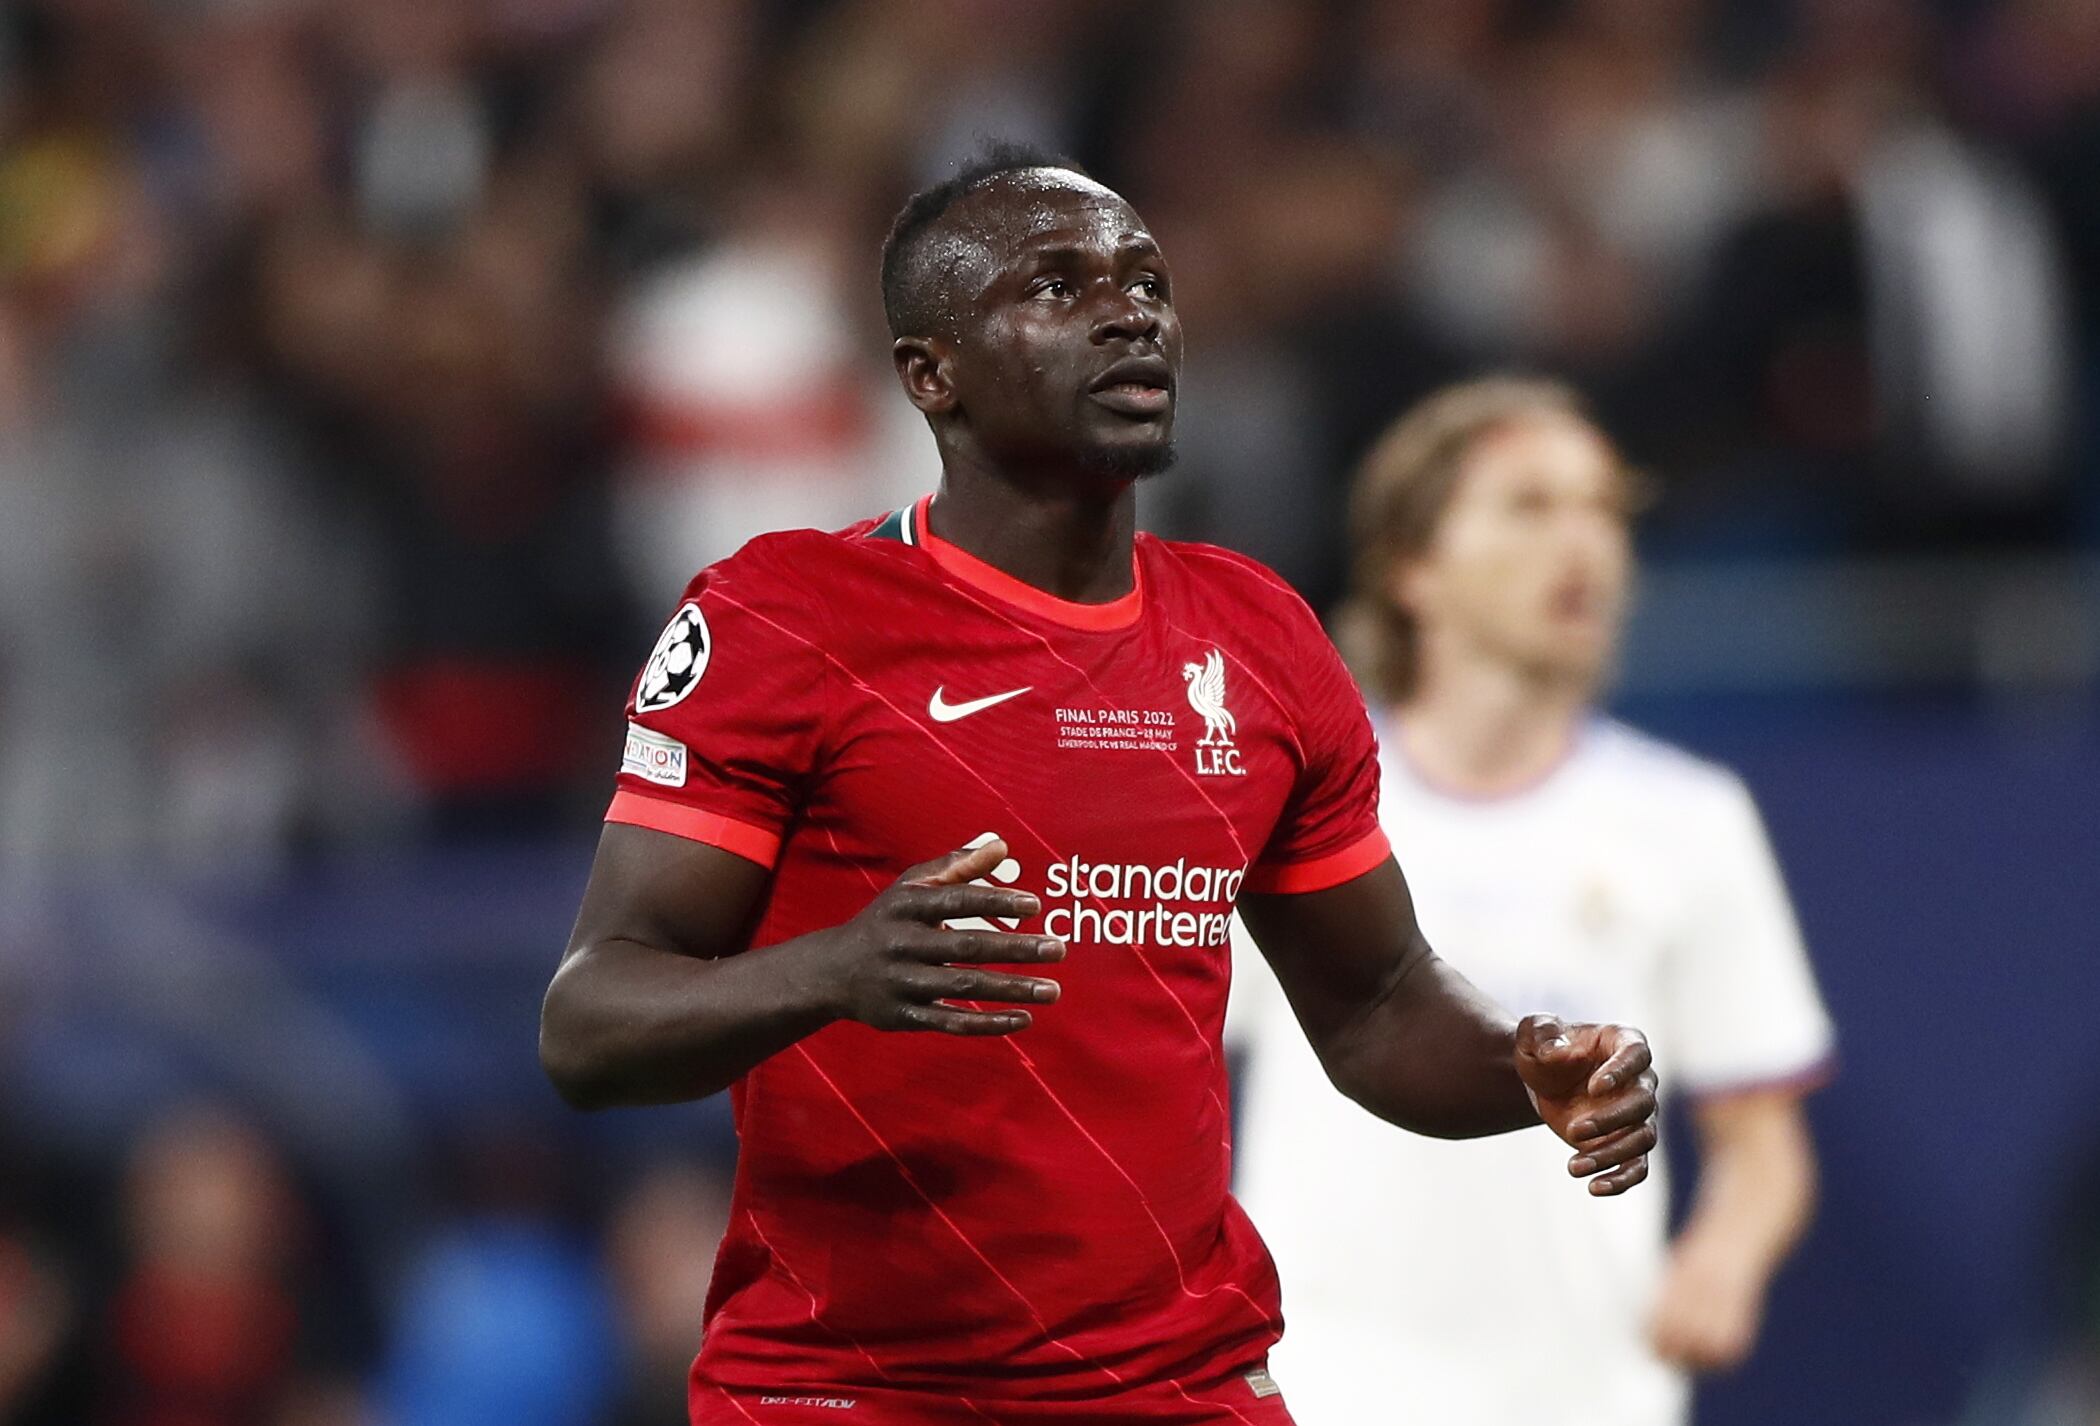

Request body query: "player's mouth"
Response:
[1087, 357, 1174, 417]
[1549, 575, 1611, 626]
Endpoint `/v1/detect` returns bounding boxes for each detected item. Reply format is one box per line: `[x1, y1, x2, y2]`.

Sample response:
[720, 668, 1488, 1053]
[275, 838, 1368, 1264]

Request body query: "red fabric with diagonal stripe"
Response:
[607, 506, 1382, 1416]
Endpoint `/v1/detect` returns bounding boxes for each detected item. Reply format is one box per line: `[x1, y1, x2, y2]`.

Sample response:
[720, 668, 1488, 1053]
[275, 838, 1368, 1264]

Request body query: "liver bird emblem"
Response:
[1182, 649, 1236, 746]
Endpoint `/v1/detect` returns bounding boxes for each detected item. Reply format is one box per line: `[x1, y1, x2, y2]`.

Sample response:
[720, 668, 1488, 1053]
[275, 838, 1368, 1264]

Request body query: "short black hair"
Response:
[880, 142, 1091, 339]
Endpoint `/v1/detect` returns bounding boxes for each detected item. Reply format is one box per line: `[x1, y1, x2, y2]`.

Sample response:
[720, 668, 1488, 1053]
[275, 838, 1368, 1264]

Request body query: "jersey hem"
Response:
[606, 789, 782, 868]
[1242, 826, 1391, 894]
[691, 1346, 1285, 1411]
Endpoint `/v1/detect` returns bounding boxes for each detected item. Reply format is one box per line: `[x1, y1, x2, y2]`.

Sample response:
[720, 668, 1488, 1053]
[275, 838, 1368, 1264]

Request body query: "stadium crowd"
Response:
[0, 1, 2096, 1422]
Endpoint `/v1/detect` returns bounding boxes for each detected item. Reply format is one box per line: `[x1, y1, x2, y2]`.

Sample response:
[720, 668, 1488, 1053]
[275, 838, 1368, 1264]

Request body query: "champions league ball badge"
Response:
[636, 601, 711, 712]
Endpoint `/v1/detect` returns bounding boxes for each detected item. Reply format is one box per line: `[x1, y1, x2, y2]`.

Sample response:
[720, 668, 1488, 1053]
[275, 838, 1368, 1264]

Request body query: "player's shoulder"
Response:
[1581, 718, 1756, 816]
[684, 517, 902, 603]
[1143, 536, 1322, 629]
[708, 521, 877, 575]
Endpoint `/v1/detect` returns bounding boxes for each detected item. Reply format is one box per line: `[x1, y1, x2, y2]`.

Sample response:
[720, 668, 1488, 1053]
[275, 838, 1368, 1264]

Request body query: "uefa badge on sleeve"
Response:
[637, 601, 711, 712]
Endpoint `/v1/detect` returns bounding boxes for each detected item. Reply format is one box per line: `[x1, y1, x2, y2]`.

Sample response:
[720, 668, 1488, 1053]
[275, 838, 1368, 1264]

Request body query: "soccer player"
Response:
[1231, 377, 1836, 1426]
[540, 153, 1662, 1426]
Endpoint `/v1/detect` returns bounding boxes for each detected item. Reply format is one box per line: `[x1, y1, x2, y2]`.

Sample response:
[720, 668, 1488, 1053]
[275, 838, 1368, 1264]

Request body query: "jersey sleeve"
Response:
[1658, 776, 1837, 1097]
[1241, 616, 1389, 895]
[606, 546, 828, 869]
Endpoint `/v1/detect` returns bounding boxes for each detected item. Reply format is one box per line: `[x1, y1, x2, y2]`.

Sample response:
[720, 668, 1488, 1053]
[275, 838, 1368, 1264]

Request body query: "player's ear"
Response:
[893, 336, 959, 416]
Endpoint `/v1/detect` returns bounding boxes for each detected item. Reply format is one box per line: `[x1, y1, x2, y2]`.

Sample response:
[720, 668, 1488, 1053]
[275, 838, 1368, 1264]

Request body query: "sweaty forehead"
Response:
[942, 170, 1151, 275]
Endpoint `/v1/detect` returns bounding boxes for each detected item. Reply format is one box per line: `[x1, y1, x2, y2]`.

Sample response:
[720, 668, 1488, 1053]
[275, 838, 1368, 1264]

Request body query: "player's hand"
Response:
[1514, 1015, 1658, 1196]
[1649, 1231, 1767, 1371]
[815, 837, 1064, 1036]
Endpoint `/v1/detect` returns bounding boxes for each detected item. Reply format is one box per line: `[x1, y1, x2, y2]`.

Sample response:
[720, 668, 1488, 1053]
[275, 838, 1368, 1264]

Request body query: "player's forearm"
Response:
[1676, 1095, 1818, 1280]
[539, 933, 841, 1108]
[1323, 948, 1539, 1138]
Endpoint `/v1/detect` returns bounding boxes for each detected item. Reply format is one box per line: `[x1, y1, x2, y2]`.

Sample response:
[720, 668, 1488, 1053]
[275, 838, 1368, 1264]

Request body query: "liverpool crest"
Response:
[1182, 649, 1244, 776]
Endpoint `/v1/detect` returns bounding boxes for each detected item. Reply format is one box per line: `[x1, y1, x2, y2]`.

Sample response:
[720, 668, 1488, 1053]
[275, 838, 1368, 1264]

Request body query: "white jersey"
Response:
[1230, 717, 1834, 1426]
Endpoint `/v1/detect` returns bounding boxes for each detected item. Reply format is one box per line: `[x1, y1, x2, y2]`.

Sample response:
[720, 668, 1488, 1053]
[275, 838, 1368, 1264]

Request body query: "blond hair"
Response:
[1335, 375, 1632, 703]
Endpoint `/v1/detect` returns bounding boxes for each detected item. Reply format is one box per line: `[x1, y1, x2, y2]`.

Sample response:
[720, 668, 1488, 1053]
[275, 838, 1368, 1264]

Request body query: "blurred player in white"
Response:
[1230, 377, 1835, 1426]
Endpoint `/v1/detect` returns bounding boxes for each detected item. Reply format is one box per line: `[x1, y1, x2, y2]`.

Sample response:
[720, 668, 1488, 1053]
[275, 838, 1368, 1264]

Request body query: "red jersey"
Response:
[609, 495, 1387, 1423]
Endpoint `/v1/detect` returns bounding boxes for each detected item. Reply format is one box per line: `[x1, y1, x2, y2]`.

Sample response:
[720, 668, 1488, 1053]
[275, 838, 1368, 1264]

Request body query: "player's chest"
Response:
[1394, 805, 1682, 1021]
[810, 621, 1296, 864]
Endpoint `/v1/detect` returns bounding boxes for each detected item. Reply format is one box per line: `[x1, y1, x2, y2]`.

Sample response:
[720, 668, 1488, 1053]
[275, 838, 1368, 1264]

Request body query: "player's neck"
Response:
[1394, 655, 1591, 798]
[926, 461, 1138, 605]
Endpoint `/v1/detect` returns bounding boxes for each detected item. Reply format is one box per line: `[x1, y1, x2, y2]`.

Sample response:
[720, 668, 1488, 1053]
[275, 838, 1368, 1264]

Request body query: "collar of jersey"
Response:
[1378, 709, 1594, 805]
[903, 493, 1144, 632]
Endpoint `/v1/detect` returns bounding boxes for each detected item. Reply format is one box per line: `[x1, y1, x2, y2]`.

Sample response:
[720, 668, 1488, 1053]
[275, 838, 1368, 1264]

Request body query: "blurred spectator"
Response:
[1404, 0, 1751, 369]
[905, 0, 1091, 181]
[568, 0, 757, 279]
[0, 1231, 71, 1423]
[74, 1105, 365, 1426]
[346, 208, 630, 833]
[378, 1127, 617, 1426]
[602, 1160, 732, 1426]
[1976, 0, 2100, 533]
[0, 1108, 77, 1425]
[1144, 138, 1417, 603]
[606, 165, 932, 605]
[1648, 1, 2075, 546]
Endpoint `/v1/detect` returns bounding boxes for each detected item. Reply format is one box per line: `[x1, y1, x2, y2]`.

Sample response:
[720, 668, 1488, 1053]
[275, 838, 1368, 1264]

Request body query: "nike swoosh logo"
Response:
[928, 685, 1033, 723]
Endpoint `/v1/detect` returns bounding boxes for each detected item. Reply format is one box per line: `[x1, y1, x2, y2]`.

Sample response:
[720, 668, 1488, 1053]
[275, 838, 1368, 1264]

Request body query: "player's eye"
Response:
[1029, 276, 1073, 300]
[1130, 274, 1167, 299]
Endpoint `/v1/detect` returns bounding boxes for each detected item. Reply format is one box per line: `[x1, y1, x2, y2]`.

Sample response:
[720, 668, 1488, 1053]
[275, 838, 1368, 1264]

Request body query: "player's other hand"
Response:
[1649, 1232, 1766, 1371]
[815, 837, 1064, 1037]
[1514, 1014, 1658, 1196]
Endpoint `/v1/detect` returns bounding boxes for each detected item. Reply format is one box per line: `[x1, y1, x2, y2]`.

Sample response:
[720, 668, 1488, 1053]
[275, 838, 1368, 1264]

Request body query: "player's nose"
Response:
[1092, 291, 1161, 346]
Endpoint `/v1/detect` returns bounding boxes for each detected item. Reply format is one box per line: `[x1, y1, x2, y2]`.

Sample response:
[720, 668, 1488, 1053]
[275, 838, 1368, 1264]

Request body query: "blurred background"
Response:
[0, 0, 2095, 1422]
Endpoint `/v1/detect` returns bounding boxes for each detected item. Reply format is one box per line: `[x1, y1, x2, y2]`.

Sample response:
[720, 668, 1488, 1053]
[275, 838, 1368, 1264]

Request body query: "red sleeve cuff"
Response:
[1242, 826, 1391, 895]
[605, 789, 782, 869]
